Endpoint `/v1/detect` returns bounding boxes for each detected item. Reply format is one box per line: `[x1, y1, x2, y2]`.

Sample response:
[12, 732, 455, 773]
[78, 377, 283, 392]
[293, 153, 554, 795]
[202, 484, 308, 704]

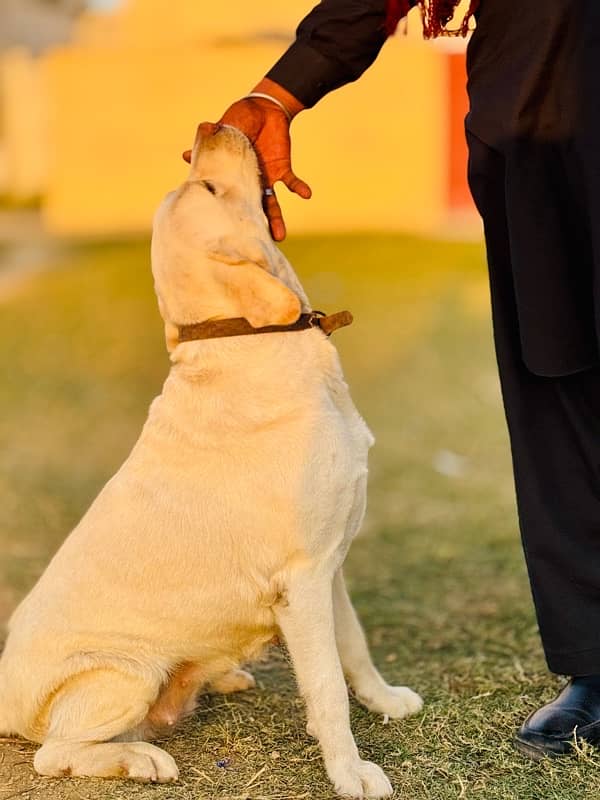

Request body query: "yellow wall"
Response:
[0, 48, 48, 199]
[43, 33, 446, 236]
[0, 0, 455, 234]
[115, 0, 318, 43]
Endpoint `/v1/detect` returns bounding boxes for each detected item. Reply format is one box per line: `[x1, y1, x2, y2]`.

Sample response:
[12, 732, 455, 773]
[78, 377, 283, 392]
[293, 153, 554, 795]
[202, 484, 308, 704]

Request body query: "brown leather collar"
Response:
[178, 310, 353, 343]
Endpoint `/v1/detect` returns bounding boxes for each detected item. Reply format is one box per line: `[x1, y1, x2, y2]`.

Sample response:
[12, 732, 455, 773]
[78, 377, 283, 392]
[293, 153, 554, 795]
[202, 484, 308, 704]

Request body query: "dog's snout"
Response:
[197, 122, 221, 139]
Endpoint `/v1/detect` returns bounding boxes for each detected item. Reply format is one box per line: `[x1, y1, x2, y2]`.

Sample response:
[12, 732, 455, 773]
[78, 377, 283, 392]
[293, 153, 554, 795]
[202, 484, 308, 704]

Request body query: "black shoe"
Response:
[515, 676, 600, 760]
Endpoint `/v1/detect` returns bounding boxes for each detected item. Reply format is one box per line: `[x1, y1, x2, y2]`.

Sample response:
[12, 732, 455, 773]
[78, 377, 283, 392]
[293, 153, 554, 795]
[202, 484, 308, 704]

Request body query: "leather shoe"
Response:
[515, 677, 600, 760]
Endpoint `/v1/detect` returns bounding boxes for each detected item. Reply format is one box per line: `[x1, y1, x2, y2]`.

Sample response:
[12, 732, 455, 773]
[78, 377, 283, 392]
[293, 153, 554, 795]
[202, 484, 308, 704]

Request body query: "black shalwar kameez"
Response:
[268, 0, 600, 675]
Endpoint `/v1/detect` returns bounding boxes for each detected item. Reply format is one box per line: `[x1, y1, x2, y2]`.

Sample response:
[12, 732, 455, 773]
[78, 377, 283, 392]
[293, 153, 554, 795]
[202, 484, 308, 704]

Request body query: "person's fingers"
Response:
[281, 168, 312, 199]
[262, 189, 287, 241]
[182, 149, 192, 163]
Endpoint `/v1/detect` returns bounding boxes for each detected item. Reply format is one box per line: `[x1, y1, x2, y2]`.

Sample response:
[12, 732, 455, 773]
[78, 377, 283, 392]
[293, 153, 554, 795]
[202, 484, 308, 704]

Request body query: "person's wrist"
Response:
[244, 92, 293, 123]
[249, 78, 305, 120]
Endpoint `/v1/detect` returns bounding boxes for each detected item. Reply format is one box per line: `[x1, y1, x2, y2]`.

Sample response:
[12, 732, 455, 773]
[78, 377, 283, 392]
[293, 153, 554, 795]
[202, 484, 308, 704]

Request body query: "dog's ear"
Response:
[206, 236, 301, 328]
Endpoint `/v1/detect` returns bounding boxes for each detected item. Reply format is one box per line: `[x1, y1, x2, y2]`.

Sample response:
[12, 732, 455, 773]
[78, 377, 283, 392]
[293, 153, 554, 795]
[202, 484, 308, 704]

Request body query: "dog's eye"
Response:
[202, 180, 217, 196]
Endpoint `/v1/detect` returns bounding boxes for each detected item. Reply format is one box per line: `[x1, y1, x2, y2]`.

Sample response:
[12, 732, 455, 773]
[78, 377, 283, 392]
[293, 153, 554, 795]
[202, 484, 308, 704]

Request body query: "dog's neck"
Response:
[167, 325, 335, 379]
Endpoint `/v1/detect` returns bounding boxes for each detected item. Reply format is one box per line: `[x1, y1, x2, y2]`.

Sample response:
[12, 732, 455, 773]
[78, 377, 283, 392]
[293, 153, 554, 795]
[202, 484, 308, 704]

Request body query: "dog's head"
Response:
[151, 123, 308, 352]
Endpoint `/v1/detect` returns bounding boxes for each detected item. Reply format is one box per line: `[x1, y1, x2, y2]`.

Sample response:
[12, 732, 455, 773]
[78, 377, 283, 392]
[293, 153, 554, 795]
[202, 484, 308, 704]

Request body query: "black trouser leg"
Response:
[467, 131, 600, 675]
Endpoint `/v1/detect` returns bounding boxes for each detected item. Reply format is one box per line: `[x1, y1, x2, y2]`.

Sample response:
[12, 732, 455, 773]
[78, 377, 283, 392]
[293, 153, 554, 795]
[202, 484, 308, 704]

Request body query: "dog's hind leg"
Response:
[332, 569, 423, 719]
[33, 669, 178, 783]
[275, 568, 392, 799]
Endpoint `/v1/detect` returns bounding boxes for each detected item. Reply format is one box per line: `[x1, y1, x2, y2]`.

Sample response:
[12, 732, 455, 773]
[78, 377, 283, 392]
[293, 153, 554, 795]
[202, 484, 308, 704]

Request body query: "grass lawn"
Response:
[1, 234, 599, 799]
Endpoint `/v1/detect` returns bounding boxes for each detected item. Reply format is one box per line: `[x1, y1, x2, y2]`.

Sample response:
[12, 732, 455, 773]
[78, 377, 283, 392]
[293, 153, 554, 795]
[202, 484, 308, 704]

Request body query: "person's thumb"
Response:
[281, 168, 312, 199]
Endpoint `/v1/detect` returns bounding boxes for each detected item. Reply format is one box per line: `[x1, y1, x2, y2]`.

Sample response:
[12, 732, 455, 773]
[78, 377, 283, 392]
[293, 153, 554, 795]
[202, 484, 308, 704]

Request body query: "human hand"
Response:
[183, 80, 311, 241]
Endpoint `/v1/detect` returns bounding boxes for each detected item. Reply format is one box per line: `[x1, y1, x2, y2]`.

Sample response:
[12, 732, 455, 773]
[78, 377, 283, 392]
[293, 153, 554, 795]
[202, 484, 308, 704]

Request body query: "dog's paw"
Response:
[327, 758, 392, 799]
[209, 669, 256, 694]
[357, 685, 423, 719]
[34, 741, 179, 783]
[121, 743, 179, 783]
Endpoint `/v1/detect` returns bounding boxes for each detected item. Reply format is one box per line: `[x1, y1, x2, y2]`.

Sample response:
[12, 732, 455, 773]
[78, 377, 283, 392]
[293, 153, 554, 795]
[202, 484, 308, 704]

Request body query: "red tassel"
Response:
[385, 0, 479, 38]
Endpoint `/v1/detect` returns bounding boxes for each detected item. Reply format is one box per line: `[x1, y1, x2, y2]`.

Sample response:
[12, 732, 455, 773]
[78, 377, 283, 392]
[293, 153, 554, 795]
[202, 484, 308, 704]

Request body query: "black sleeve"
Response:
[267, 0, 408, 108]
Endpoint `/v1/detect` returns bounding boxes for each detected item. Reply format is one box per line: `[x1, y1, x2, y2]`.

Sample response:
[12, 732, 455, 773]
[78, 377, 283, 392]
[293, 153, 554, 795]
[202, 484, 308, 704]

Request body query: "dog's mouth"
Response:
[195, 122, 252, 155]
[196, 121, 222, 139]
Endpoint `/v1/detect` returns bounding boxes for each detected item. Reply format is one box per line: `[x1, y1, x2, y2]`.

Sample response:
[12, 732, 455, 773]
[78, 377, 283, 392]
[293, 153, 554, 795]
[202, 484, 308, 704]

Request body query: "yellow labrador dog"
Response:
[0, 123, 422, 798]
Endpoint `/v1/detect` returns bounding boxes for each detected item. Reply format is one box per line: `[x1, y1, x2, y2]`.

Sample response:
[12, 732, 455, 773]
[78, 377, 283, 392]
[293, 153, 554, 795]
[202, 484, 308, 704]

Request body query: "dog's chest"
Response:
[297, 374, 374, 561]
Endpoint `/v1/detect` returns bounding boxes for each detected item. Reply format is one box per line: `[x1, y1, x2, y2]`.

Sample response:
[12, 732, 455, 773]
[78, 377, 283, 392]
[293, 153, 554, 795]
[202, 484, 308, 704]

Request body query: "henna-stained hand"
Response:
[183, 80, 311, 241]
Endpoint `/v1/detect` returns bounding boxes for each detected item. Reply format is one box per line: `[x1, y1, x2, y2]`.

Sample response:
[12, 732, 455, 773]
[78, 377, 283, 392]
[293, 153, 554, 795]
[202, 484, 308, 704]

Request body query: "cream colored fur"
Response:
[0, 124, 422, 798]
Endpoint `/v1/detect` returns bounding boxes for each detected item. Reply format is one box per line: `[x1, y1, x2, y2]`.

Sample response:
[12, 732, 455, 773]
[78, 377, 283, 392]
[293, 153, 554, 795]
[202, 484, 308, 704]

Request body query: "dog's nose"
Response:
[196, 122, 220, 138]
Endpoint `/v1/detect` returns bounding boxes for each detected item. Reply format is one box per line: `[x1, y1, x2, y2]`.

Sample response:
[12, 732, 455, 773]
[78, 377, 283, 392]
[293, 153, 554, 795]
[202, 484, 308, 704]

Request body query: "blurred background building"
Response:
[0, 0, 476, 237]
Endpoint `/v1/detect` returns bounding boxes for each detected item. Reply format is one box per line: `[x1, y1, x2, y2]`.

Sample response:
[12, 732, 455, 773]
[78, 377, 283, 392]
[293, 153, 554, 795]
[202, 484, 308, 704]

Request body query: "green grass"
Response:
[0, 194, 41, 211]
[1, 234, 599, 799]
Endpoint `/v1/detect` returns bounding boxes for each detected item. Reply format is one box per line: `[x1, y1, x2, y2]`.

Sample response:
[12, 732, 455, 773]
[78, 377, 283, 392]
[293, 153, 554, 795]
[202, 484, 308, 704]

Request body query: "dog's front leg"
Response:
[333, 569, 423, 719]
[275, 569, 392, 800]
